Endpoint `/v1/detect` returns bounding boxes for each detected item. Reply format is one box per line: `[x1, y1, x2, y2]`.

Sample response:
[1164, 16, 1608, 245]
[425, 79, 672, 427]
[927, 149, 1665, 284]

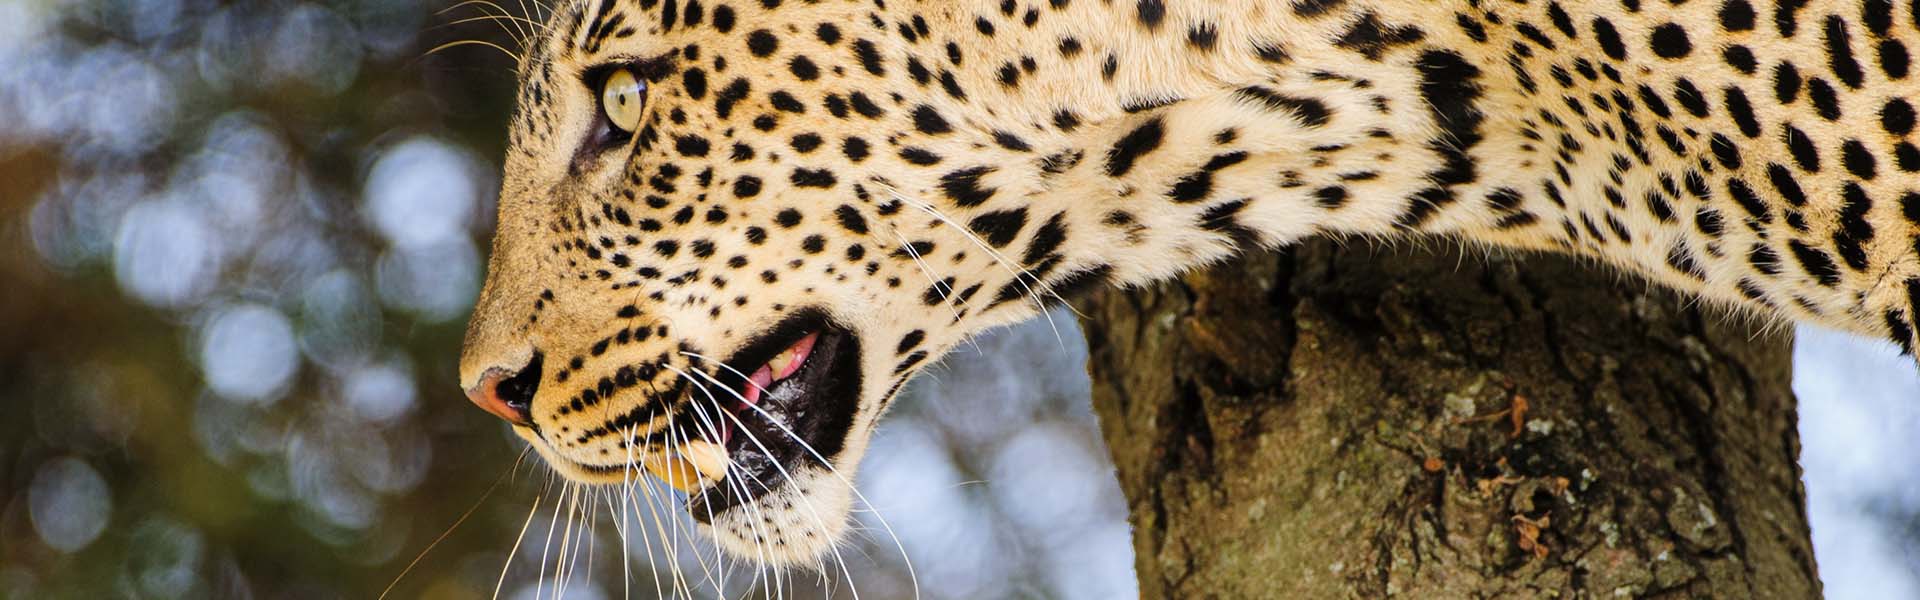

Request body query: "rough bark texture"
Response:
[1076, 240, 1817, 599]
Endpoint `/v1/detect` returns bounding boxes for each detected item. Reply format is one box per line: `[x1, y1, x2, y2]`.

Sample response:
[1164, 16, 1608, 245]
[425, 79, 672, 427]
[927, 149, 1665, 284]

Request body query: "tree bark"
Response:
[1076, 240, 1818, 599]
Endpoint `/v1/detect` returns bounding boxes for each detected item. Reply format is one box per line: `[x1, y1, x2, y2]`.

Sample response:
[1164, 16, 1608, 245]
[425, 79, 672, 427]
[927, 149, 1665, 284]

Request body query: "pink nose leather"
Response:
[465, 370, 530, 425]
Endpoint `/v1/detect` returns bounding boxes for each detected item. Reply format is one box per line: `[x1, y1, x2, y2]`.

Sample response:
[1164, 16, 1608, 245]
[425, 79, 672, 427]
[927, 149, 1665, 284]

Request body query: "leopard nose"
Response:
[465, 351, 542, 426]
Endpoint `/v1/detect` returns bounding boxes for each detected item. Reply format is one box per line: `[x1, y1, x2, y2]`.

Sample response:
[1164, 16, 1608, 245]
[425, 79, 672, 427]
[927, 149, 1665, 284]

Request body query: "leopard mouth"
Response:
[684, 308, 862, 521]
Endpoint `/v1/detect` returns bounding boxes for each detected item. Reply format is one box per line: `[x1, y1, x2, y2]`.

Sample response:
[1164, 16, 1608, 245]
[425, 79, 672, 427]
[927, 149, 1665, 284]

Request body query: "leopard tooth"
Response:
[643, 454, 704, 492]
[642, 441, 729, 491]
[680, 440, 732, 483]
[766, 348, 798, 379]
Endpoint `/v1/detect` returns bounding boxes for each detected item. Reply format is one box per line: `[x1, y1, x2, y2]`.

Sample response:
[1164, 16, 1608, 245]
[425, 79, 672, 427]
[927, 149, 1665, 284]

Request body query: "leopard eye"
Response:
[600, 68, 645, 133]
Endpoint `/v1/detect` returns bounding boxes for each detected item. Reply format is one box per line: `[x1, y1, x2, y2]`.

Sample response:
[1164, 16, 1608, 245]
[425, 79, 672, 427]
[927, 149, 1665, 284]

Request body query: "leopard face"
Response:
[458, 0, 1070, 564]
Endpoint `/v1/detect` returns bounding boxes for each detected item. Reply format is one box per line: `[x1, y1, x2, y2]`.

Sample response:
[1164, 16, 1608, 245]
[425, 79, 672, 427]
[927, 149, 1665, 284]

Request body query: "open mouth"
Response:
[678, 309, 863, 521]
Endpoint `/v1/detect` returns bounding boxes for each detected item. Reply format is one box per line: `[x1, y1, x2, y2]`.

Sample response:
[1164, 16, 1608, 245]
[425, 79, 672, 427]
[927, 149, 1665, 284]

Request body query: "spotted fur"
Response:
[462, 0, 1920, 564]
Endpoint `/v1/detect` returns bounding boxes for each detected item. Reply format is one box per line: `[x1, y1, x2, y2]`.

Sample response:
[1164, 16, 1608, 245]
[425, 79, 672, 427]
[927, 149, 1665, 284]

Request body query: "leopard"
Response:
[458, 0, 1920, 566]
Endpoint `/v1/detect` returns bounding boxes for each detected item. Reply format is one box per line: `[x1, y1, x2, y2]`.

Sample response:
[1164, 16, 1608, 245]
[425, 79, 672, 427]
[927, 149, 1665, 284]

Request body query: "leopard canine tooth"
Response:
[680, 440, 731, 482]
[643, 441, 730, 491]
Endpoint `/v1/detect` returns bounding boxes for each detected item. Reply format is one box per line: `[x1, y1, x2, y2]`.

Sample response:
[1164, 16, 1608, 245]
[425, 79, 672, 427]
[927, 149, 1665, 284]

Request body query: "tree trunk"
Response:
[1075, 240, 1818, 599]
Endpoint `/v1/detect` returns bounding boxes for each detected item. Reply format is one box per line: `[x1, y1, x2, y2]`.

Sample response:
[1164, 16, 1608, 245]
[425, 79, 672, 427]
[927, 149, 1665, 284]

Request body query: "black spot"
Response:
[1455, 13, 1488, 42]
[1710, 134, 1743, 169]
[834, 205, 868, 234]
[842, 136, 870, 162]
[912, 105, 952, 134]
[1719, 89, 1759, 135]
[1673, 78, 1710, 117]
[713, 78, 751, 119]
[967, 208, 1029, 247]
[732, 175, 762, 198]
[1842, 140, 1877, 179]
[1547, 2, 1578, 38]
[1749, 243, 1783, 275]
[849, 92, 886, 118]
[746, 29, 779, 57]
[1767, 164, 1809, 207]
[1186, 24, 1218, 50]
[1166, 171, 1213, 203]
[769, 91, 805, 113]
[1886, 311, 1915, 356]
[1021, 213, 1068, 266]
[1313, 186, 1350, 209]
[1637, 85, 1673, 118]
[1666, 241, 1708, 281]
[896, 330, 926, 355]
[791, 168, 836, 188]
[1591, 17, 1626, 60]
[1773, 62, 1802, 104]
[939, 166, 998, 207]
[992, 130, 1033, 152]
[1198, 198, 1259, 248]
[1824, 16, 1865, 89]
[1486, 188, 1524, 211]
[681, 68, 708, 99]
[1807, 77, 1841, 120]
[1416, 50, 1485, 186]
[1883, 99, 1916, 136]
[1052, 109, 1081, 132]
[1649, 23, 1691, 58]
[675, 135, 711, 157]
[788, 56, 819, 80]
[1727, 178, 1771, 221]
[921, 277, 954, 305]
[789, 133, 822, 153]
[1058, 37, 1082, 57]
[1135, 0, 1165, 30]
[1788, 239, 1842, 286]
[1335, 12, 1426, 60]
[1774, 0, 1809, 37]
[1104, 118, 1165, 178]
[815, 22, 841, 45]
[1836, 183, 1875, 270]
[1039, 150, 1083, 176]
[1882, 40, 1912, 80]
[1233, 87, 1331, 127]
[975, 16, 996, 36]
[1293, 0, 1345, 17]
[1719, 0, 1755, 32]
[1783, 124, 1821, 171]
[853, 39, 885, 75]
[1723, 45, 1757, 73]
[899, 147, 942, 165]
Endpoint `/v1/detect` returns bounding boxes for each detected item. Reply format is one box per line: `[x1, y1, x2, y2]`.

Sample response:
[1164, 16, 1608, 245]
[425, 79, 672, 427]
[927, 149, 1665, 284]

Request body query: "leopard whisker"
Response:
[666, 364, 871, 600]
[674, 355, 921, 600]
[883, 187, 1075, 346]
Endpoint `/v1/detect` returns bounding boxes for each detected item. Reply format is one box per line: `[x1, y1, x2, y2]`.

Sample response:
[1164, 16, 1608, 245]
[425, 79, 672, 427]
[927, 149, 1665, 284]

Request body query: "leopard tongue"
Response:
[743, 364, 774, 406]
[643, 440, 730, 492]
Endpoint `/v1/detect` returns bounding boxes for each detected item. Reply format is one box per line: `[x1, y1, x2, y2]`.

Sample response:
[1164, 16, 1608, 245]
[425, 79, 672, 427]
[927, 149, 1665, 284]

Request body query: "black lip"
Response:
[688, 308, 862, 521]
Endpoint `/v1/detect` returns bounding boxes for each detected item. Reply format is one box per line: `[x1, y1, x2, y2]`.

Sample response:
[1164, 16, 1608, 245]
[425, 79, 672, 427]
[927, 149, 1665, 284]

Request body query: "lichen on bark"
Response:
[1076, 240, 1817, 599]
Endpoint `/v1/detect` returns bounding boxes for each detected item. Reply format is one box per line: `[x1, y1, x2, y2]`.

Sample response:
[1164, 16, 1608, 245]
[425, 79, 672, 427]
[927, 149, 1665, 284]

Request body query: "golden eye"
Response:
[600, 69, 645, 133]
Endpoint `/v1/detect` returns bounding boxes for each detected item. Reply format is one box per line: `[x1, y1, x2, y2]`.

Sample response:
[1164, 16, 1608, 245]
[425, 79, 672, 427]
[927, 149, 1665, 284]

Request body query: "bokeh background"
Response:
[0, 1, 1913, 598]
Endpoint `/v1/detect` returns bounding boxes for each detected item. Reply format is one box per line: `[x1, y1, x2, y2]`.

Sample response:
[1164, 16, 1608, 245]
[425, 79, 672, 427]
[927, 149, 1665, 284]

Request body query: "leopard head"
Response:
[458, 0, 1089, 564]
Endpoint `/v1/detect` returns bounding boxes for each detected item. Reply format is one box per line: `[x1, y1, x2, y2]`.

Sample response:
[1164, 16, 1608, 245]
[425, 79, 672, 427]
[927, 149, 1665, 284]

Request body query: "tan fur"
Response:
[462, 0, 1920, 565]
